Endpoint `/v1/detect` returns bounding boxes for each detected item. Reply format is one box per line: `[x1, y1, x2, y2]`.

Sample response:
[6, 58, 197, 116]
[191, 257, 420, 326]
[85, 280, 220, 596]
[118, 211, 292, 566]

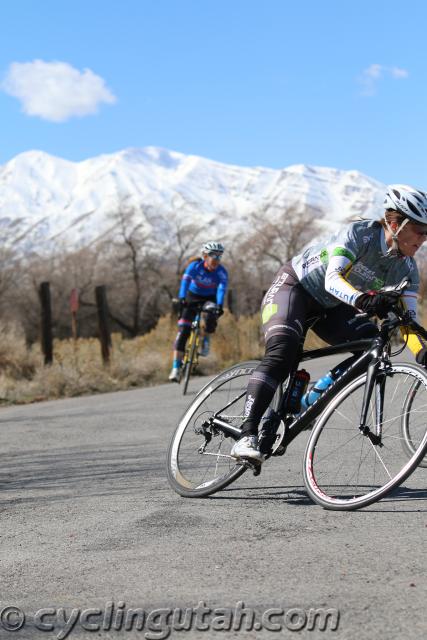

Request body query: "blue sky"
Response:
[1, 0, 427, 186]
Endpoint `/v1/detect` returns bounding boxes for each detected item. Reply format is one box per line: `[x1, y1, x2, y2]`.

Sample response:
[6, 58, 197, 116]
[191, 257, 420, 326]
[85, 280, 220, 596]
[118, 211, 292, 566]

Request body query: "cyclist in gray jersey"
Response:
[292, 219, 419, 308]
[231, 184, 427, 462]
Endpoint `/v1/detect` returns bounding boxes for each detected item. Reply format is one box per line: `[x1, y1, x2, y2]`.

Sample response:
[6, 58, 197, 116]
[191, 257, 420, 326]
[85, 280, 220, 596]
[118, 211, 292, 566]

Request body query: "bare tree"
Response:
[157, 193, 208, 291]
[241, 202, 322, 267]
[99, 202, 171, 335]
[226, 202, 323, 315]
[10, 244, 103, 341]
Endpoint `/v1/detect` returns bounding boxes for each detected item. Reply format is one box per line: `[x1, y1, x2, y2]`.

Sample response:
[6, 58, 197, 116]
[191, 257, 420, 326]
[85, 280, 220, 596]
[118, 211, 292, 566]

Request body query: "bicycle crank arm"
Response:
[197, 450, 236, 458]
[237, 458, 262, 476]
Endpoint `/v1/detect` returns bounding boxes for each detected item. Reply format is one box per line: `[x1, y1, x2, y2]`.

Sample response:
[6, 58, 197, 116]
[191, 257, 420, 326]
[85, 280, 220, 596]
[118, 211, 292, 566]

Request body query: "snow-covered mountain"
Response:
[0, 146, 386, 252]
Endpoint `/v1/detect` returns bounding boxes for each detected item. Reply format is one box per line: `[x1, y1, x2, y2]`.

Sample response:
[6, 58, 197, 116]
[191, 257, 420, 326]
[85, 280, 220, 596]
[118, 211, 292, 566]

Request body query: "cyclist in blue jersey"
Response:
[169, 241, 228, 382]
[231, 184, 427, 461]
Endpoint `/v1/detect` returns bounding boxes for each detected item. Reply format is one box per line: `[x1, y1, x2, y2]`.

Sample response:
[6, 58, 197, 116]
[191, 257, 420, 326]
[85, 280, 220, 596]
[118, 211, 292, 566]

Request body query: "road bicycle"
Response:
[167, 288, 427, 510]
[176, 300, 221, 395]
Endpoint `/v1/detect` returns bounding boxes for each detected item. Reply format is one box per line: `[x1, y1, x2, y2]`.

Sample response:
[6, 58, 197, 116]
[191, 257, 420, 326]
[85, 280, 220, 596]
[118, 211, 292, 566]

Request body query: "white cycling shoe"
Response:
[231, 435, 264, 462]
[168, 367, 181, 382]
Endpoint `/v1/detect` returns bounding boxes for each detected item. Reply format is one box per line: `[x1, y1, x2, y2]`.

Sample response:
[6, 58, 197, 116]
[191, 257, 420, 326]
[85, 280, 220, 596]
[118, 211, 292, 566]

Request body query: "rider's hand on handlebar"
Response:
[172, 297, 186, 315]
[356, 291, 401, 319]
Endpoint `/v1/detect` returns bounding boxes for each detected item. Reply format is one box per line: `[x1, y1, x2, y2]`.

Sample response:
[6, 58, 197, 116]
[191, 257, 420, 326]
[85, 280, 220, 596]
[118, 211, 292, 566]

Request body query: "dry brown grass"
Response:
[0, 311, 365, 406]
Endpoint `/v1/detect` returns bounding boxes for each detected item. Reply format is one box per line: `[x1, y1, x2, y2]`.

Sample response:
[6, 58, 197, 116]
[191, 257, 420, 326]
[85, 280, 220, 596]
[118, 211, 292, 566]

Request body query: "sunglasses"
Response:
[207, 252, 222, 260]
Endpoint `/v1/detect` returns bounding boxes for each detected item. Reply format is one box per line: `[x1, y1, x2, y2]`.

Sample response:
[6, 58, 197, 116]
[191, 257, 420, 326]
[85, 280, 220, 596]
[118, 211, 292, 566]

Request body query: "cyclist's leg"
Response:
[314, 303, 378, 370]
[169, 298, 197, 380]
[202, 295, 218, 334]
[232, 265, 320, 459]
[314, 303, 378, 344]
[200, 295, 217, 355]
[297, 304, 379, 398]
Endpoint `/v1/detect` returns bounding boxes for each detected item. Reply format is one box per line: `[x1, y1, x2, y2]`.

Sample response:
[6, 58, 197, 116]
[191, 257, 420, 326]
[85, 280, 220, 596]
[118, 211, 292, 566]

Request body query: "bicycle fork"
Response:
[358, 342, 386, 446]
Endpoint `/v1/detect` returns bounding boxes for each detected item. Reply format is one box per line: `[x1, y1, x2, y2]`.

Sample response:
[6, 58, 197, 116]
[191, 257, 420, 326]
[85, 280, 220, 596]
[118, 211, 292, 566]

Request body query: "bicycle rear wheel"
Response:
[303, 363, 427, 510]
[167, 361, 260, 497]
[401, 377, 427, 467]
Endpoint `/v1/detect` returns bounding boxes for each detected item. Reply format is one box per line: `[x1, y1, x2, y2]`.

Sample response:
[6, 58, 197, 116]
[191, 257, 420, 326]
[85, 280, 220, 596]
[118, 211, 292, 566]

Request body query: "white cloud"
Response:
[359, 63, 409, 96]
[390, 66, 409, 79]
[1, 60, 117, 122]
[365, 63, 383, 79]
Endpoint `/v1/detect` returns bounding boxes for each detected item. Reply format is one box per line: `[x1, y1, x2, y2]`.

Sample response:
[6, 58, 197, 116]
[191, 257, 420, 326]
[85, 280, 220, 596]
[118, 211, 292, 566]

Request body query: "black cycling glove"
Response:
[356, 291, 400, 319]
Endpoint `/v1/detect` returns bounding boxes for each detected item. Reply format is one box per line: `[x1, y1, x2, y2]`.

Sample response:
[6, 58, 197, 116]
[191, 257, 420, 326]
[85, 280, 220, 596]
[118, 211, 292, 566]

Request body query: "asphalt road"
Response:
[0, 357, 425, 640]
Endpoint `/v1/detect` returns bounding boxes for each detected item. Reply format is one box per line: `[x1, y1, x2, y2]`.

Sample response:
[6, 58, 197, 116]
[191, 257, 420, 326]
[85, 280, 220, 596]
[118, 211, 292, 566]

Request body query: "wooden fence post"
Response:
[95, 285, 111, 364]
[70, 288, 79, 340]
[39, 281, 53, 365]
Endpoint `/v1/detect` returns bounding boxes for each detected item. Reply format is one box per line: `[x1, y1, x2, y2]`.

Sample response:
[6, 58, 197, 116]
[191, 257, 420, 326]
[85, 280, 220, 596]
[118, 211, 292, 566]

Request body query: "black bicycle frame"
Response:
[203, 300, 427, 468]
[275, 337, 384, 449]
[211, 336, 382, 444]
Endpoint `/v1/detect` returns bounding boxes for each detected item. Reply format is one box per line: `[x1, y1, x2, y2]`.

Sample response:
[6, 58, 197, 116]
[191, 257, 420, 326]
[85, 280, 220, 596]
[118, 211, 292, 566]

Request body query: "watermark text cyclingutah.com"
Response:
[0, 600, 340, 639]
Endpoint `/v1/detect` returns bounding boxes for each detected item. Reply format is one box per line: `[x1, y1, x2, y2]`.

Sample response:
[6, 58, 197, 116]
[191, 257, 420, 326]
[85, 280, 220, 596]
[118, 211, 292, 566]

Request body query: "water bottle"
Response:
[300, 373, 334, 411]
[300, 355, 358, 411]
[288, 369, 311, 413]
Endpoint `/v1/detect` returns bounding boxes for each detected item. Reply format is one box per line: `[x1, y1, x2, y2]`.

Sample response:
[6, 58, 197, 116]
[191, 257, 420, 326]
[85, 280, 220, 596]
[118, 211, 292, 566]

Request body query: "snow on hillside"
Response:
[0, 147, 386, 252]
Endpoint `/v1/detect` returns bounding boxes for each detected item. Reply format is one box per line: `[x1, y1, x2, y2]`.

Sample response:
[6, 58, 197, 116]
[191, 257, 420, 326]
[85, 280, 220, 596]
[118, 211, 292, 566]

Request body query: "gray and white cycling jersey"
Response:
[291, 219, 419, 315]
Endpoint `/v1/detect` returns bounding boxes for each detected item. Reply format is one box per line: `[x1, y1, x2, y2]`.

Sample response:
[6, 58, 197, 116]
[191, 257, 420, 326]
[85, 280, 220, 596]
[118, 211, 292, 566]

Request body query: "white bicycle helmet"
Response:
[383, 184, 427, 255]
[384, 184, 427, 224]
[201, 241, 225, 255]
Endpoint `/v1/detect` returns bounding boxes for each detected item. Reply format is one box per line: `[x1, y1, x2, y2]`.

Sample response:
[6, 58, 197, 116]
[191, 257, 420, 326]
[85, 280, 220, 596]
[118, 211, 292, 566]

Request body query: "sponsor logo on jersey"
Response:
[320, 248, 329, 264]
[302, 256, 320, 270]
[371, 277, 385, 290]
[351, 262, 379, 282]
[262, 303, 278, 324]
[326, 285, 353, 304]
[264, 273, 288, 305]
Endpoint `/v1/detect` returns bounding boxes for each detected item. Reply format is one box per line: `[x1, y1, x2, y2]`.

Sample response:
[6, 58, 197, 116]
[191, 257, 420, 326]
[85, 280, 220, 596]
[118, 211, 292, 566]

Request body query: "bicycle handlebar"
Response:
[357, 277, 427, 341]
[171, 298, 222, 315]
[390, 307, 427, 340]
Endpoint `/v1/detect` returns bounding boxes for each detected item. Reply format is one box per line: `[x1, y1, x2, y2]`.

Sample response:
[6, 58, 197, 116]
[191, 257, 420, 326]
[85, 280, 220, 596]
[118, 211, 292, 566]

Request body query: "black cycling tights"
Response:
[241, 334, 298, 436]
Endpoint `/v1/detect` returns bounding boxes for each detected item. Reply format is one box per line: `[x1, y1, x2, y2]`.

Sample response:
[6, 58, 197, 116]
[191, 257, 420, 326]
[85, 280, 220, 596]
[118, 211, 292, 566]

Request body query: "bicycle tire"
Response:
[167, 360, 260, 497]
[303, 363, 427, 510]
[182, 329, 199, 395]
[401, 377, 427, 467]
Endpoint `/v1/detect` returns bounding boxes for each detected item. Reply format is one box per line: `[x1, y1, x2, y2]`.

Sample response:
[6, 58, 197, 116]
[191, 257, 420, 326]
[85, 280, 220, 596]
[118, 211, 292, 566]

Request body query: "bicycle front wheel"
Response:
[303, 363, 427, 510]
[167, 360, 260, 497]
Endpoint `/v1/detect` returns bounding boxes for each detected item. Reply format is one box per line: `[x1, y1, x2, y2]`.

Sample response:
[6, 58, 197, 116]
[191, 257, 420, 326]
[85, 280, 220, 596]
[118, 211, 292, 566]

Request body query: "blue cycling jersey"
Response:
[179, 259, 228, 306]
